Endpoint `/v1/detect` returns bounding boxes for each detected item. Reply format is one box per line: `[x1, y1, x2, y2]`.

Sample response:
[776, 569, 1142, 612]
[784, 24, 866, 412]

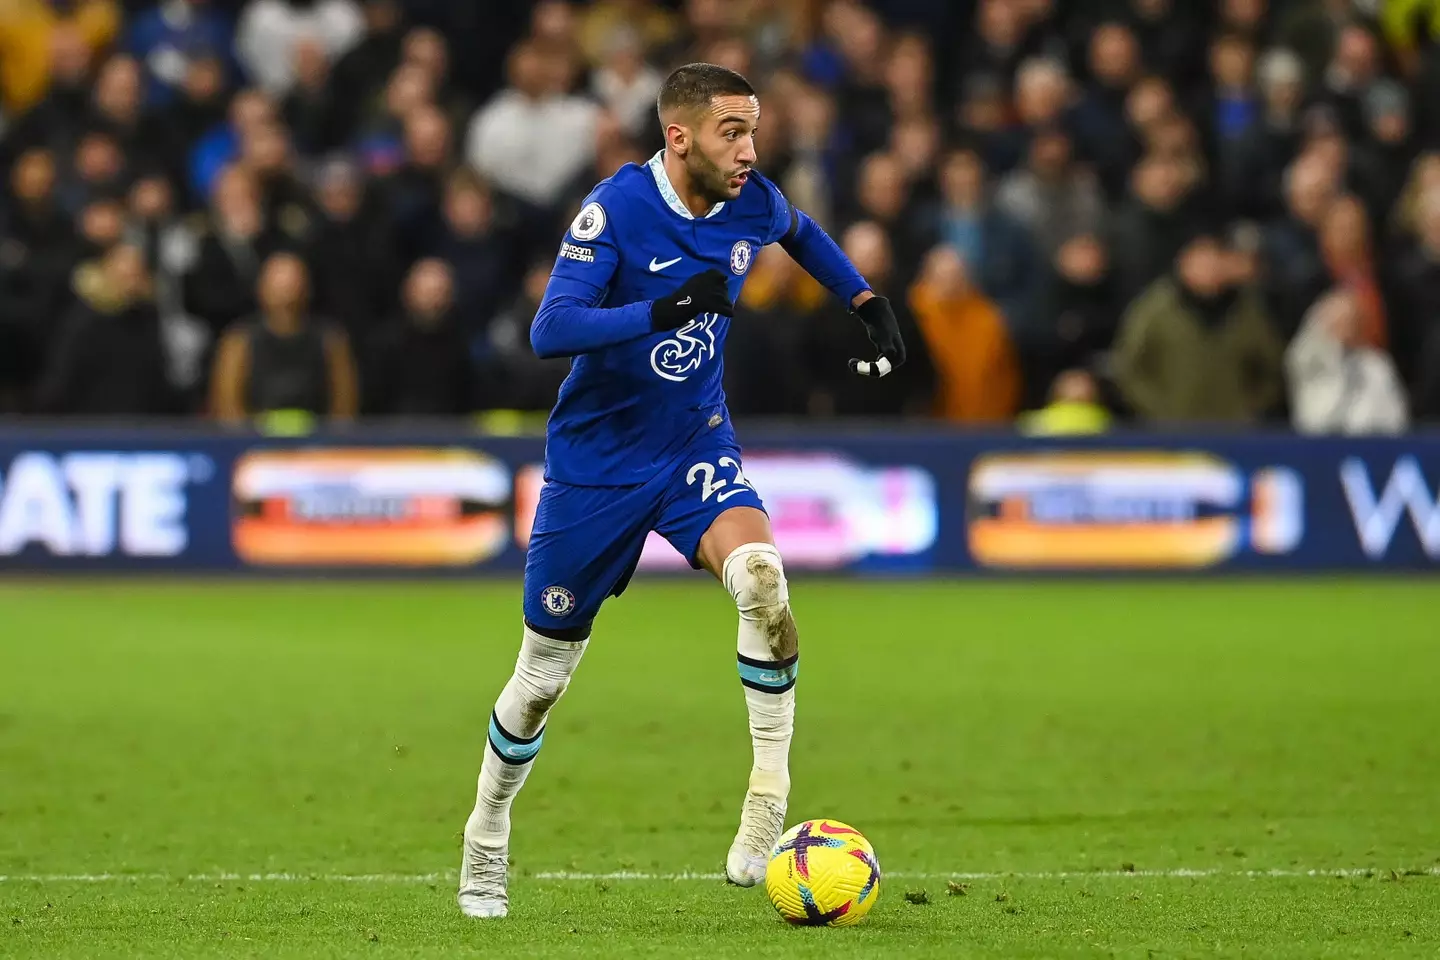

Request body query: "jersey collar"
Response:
[647, 150, 725, 220]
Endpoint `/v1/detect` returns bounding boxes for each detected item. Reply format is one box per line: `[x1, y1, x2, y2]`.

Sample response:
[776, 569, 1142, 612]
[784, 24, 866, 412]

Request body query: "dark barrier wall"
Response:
[0, 426, 1437, 573]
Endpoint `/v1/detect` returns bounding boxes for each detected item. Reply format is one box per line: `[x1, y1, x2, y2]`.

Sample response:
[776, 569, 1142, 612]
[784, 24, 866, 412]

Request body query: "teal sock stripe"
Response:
[738, 653, 799, 694]
[488, 711, 544, 765]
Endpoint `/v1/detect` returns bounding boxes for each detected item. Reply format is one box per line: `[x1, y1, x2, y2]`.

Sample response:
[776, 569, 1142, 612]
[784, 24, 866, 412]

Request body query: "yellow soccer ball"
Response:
[764, 819, 881, 926]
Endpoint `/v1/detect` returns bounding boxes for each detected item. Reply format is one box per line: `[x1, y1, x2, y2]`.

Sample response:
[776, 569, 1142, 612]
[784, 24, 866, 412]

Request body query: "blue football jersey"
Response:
[535, 152, 796, 486]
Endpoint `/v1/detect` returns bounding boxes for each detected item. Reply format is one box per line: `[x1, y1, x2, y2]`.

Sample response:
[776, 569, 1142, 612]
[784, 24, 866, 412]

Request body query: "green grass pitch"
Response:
[1, 578, 1438, 958]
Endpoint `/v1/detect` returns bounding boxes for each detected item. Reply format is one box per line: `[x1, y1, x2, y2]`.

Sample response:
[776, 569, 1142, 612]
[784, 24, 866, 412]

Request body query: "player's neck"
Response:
[662, 149, 719, 218]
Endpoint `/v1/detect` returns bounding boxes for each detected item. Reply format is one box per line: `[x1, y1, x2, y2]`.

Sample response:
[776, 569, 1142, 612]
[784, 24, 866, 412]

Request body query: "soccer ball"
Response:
[764, 819, 881, 926]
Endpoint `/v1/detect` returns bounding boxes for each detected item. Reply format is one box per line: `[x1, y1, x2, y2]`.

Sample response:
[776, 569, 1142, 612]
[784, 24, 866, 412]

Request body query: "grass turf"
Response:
[0, 579, 1436, 957]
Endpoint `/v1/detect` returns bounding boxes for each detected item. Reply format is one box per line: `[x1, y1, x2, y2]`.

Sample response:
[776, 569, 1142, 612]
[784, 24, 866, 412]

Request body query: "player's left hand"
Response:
[848, 295, 906, 378]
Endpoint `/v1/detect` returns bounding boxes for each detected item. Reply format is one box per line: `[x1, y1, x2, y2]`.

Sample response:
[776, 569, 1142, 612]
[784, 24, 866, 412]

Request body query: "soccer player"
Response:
[457, 63, 906, 918]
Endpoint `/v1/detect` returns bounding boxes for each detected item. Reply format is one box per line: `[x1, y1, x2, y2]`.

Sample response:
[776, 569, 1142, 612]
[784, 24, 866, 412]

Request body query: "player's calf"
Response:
[722, 542, 797, 886]
[460, 622, 589, 917]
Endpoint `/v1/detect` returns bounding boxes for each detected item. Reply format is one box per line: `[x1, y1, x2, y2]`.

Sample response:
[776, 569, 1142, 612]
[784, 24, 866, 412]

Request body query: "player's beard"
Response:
[688, 144, 745, 203]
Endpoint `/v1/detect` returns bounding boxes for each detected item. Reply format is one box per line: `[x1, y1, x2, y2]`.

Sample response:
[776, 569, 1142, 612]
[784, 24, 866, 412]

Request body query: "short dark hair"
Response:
[657, 62, 755, 119]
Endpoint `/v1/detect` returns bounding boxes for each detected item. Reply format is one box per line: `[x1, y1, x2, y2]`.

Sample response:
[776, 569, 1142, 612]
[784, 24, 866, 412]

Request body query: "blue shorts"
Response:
[523, 439, 766, 630]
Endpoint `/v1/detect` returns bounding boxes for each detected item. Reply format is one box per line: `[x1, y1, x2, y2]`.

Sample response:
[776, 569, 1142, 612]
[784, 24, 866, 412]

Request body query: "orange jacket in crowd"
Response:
[0, 0, 119, 114]
[907, 248, 1020, 424]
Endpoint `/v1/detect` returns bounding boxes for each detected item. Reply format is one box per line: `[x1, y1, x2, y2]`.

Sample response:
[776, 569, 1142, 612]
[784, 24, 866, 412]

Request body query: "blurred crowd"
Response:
[2, 0, 1440, 433]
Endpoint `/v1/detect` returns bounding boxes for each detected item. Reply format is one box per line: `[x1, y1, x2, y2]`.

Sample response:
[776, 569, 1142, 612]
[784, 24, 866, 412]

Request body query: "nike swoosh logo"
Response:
[676, 296, 692, 306]
[649, 256, 683, 272]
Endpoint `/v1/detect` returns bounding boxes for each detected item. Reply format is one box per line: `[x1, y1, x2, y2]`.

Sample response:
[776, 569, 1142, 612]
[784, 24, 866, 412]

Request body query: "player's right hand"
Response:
[650, 269, 734, 331]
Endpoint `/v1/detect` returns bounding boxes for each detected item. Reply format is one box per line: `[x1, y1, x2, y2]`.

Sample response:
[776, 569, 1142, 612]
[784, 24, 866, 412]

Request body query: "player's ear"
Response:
[666, 121, 690, 158]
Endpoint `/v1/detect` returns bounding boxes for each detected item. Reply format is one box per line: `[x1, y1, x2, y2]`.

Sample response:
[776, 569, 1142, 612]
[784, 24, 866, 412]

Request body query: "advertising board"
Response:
[0, 428, 1436, 573]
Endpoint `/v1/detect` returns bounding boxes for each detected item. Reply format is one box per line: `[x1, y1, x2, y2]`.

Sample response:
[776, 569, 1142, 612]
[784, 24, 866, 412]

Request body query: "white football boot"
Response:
[457, 825, 510, 918]
[725, 791, 787, 886]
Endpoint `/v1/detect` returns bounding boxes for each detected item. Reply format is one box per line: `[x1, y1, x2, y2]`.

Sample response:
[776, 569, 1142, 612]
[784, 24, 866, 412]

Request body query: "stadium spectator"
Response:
[75, 194, 126, 259]
[1107, 153, 1202, 309]
[236, 119, 314, 235]
[805, 220, 932, 417]
[1318, 193, 1387, 349]
[1263, 150, 1338, 336]
[399, 28, 472, 144]
[281, 38, 343, 156]
[956, 71, 1026, 175]
[384, 103, 454, 263]
[170, 54, 231, 166]
[1028, 233, 1120, 409]
[883, 31, 934, 122]
[89, 54, 178, 179]
[1389, 188, 1440, 384]
[61, 128, 127, 214]
[1206, 31, 1262, 217]
[124, 0, 235, 108]
[363, 258, 471, 416]
[1286, 288, 1409, 435]
[188, 86, 276, 203]
[829, 2, 890, 158]
[34, 243, 175, 415]
[210, 251, 357, 423]
[0, 147, 75, 407]
[183, 165, 283, 339]
[907, 244, 1019, 424]
[727, 243, 822, 417]
[771, 76, 837, 230]
[926, 146, 1039, 340]
[1113, 235, 1283, 424]
[0, 0, 119, 116]
[3, 0, 1440, 430]
[306, 155, 397, 341]
[1355, 81, 1416, 223]
[1128, 0, 1205, 87]
[482, 259, 575, 412]
[2, 24, 97, 167]
[592, 25, 664, 140]
[326, 0, 405, 128]
[1018, 368, 1113, 435]
[428, 169, 511, 336]
[234, 0, 364, 97]
[124, 171, 208, 397]
[560, 107, 645, 217]
[888, 113, 942, 201]
[959, 0, 1029, 93]
[529, 0, 584, 74]
[1226, 48, 1306, 220]
[577, 0, 680, 69]
[1315, 20, 1383, 141]
[465, 39, 598, 213]
[851, 150, 928, 288]
[1218, 0, 1267, 42]
[1071, 24, 1143, 200]
[994, 126, 1106, 260]
[348, 60, 433, 178]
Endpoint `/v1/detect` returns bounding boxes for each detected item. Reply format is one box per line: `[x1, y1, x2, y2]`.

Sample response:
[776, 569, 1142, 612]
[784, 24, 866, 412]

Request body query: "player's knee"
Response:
[518, 669, 570, 712]
[516, 625, 588, 712]
[723, 543, 798, 659]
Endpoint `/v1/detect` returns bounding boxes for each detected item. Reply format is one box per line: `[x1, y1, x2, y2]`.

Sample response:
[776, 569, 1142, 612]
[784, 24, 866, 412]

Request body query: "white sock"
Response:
[467, 624, 588, 846]
[723, 543, 797, 801]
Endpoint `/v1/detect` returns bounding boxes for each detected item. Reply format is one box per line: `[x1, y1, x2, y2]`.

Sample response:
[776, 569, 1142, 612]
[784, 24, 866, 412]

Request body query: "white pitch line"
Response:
[1, 867, 1436, 884]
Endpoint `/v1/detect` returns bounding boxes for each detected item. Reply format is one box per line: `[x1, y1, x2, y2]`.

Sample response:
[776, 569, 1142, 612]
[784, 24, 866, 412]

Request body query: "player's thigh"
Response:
[654, 447, 772, 580]
[694, 507, 774, 580]
[523, 479, 656, 630]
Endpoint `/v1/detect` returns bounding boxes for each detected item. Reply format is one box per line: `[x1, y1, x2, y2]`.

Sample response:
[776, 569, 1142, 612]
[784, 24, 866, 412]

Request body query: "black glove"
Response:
[848, 295, 906, 378]
[650, 269, 734, 332]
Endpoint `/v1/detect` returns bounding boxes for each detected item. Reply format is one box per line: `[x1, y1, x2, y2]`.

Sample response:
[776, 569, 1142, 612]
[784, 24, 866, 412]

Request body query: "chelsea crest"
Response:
[730, 240, 752, 276]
